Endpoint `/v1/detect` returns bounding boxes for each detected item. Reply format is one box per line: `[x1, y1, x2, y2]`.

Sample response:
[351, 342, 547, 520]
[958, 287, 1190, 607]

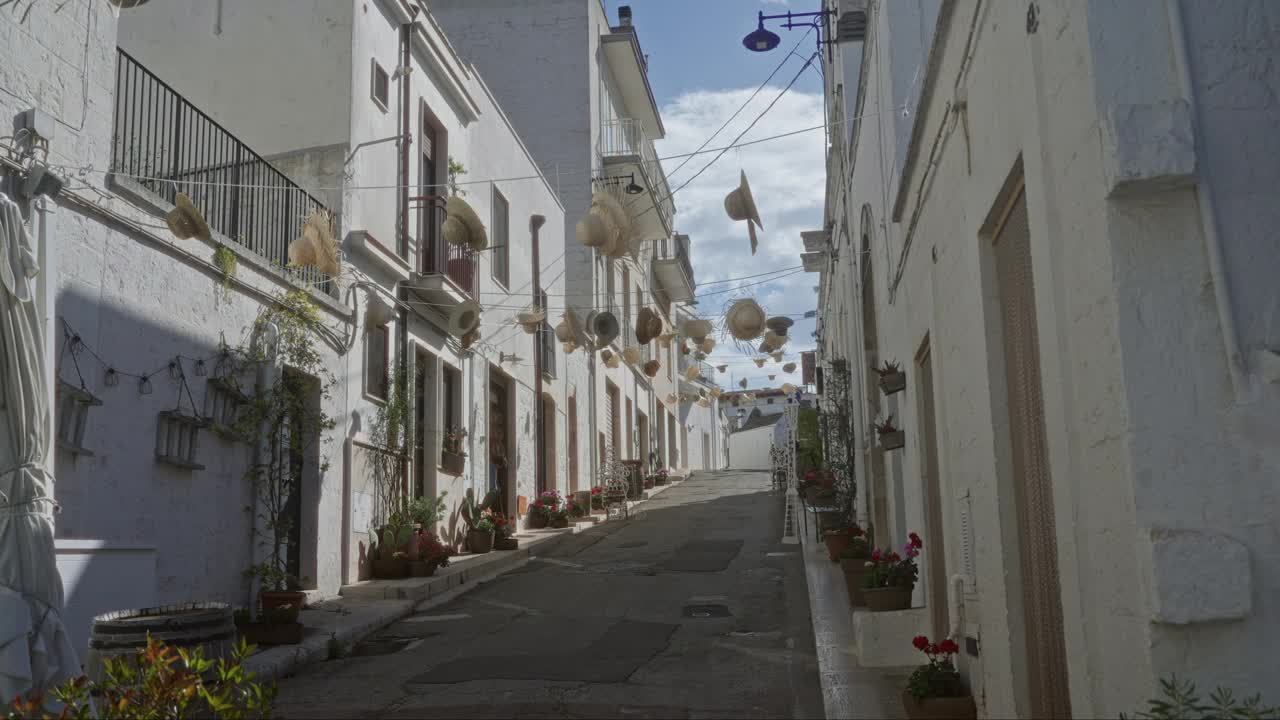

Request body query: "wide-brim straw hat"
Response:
[697, 397, 711, 408]
[562, 341, 578, 354]
[682, 318, 713, 340]
[753, 358, 766, 368]
[739, 378, 748, 388]
[622, 346, 642, 365]
[447, 301, 483, 336]
[593, 192, 632, 258]
[601, 349, 620, 368]
[555, 317, 574, 343]
[460, 328, 480, 351]
[643, 359, 661, 377]
[726, 299, 766, 341]
[636, 307, 663, 345]
[766, 316, 794, 335]
[665, 393, 678, 405]
[443, 196, 488, 251]
[591, 311, 620, 347]
[781, 383, 797, 395]
[289, 210, 341, 277]
[724, 171, 762, 254]
[765, 329, 788, 348]
[684, 364, 700, 380]
[700, 337, 716, 353]
[576, 206, 614, 249]
[771, 350, 785, 362]
[716, 364, 727, 373]
[710, 387, 722, 398]
[657, 332, 677, 349]
[783, 362, 797, 373]
[166, 192, 212, 241]
[517, 308, 545, 335]
[365, 293, 395, 328]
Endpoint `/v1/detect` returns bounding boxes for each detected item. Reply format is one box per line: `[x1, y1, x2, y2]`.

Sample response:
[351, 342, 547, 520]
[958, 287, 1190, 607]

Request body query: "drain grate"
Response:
[683, 604, 732, 618]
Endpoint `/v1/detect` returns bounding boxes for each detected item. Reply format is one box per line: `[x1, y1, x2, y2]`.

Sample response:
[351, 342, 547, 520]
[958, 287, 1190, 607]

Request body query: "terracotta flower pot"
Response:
[823, 531, 853, 561]
[408, 561, 437, 577]
[901, 691, 977, 720]
[371, 558, 408, 579]
[863, 584, 913, 612]
[494, 536, 519, 551]
[467, 529, 494, 554]
[654, 475, 668, 485]
[527, 513, 548, 529]
[839, 557, 869, 606]
[590, 496, 604, 510]
[550, 515, 569, 529]
[259, 590, 306, 625]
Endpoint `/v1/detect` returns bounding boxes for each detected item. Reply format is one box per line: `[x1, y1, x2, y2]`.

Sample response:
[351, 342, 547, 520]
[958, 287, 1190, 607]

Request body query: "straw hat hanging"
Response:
[657, 332, 677, 349]
[783, 362, 797, 373]
[768, 374, 776, 380]
[555, 316, 575, 343]
[723, 170, 763, 254]
[643, 359, 661, 378]
[517, 308, 546, 335]
[694, 351, 707, 362]
[684, 364, 701, 380]
[288, 209, 341, 277]
[700, 337, 716, 353]
[739, 377, 748, 389]
[771, 350, 785, 362]
[165, 192, 212, 242]
[460, 328, 480, 351]
[697, 397, 711, 408]
[575, 204, 615, 249]
[562, 341, 578, 354]
[591, 311, 620, 348]
[622, 346, 642, 366]
[766, 316, 794, 335]
[682, 318, 713, 341]
[443, 196, 488, 251]
[716, 364, 727, 373]
[781, 383, 797, 395]
[753, 358, 766, 368]
[725, 299, 766, 341]
[636, 307, 663, 346]
[665, 393, 678, 405]
[710, 387, 722, 399]
[765, 329, 788, 348]
[447, 300, 483, 337]
[601, 349, 620, 368]
[592, 192, 632, 258]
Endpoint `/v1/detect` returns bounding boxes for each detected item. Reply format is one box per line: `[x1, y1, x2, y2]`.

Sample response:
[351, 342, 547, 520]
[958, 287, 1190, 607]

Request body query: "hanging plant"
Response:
[213, 244, 237, 291]
[448, 157, 468, 197]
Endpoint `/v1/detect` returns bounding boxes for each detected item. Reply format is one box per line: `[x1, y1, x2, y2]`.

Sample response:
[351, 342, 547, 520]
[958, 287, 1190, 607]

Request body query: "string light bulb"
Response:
[168, 360, 181, 380]
[104, 368, 119, 387]
[194, 359, 207, 377]
[139, 376, 154, 395]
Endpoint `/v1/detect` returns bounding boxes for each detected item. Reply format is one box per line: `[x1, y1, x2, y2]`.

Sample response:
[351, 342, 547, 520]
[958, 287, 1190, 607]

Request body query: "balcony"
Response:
[599, 118, 675, 238]
[678, 355, 716, 389]
[405, 200, 478, 327]
[652, 233, 695, 304]
[538, 323, 556, 379]
[110, 50, 334, 296]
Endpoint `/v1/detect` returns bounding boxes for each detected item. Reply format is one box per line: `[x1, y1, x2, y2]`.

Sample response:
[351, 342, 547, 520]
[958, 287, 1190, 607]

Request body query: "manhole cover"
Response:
[617, 541, 648, 549]
[683, 604, 731, 618]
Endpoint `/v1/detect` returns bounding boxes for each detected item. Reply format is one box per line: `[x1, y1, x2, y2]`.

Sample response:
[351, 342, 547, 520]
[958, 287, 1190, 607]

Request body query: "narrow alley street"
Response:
[273, 471, 824, 719]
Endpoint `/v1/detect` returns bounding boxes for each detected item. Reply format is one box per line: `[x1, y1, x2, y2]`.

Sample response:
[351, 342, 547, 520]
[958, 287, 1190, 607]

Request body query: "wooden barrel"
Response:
[85, 602, 236, 680]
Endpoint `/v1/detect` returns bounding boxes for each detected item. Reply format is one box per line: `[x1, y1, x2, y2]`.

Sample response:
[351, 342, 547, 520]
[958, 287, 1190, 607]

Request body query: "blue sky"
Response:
[602, 0, 827, 391]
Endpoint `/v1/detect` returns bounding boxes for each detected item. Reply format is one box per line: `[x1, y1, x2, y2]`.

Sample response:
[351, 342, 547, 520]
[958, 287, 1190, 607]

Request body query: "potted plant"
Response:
[527, 498, 550, 529]
[440, 425, 468, 475]
[902, 636, 976, 719]
[549, 507, 570, 529]
[461, 493, 495, 554]
[876, 359, 906, 395]
[409, 532, 453, 577]
[407, 493, 448, 537]
[800, 469, 838, 505]
[643, 474, 656, 490]
[371, 519, 412, 579]
[590, 486, 605, 511]
[565, 498, 587, 521]
[236, 291, 337, 646]
[874, 415, 905, 451]
[653, 468, 670, 486]
[839, 530, 872, 607]
[823, 524, 862, 562]
[492, 511, 519, 550]
[862, 532, 922, 611]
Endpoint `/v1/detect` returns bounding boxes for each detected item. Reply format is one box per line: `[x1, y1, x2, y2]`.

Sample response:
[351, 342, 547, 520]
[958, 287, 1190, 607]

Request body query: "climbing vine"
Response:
[213, 244, 237, 292]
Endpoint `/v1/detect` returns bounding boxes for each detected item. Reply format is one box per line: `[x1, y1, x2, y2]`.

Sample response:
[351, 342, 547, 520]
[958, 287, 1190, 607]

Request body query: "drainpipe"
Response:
[397, 21, 414, 499]
[531, 215, 546, 493]
[1167, 0, 1246, 397]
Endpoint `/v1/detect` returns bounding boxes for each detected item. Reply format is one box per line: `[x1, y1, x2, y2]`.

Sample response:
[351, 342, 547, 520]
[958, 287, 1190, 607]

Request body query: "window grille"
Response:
[155, 411, 209, 470]
[56, 380, 101, 456]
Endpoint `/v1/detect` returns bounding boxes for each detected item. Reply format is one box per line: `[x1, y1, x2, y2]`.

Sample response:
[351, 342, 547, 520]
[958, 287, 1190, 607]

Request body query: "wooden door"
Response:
[916, 339, 948, 639]
[995, 188, 1071, 718]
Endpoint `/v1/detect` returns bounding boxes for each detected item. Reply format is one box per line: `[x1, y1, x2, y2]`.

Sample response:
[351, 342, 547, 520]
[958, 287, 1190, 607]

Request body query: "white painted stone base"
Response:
[852, 607, 928, 668]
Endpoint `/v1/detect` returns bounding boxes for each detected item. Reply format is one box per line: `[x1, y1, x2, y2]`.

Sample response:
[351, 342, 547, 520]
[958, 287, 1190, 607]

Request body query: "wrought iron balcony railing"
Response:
[111, 49, 334, 295]
[598, 118, 675, 233]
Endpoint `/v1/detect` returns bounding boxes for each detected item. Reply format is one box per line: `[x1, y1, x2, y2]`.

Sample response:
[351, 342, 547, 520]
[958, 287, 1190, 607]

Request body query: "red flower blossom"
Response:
[908, 532, 923, 548]
[938, 639, 959, 655]
[912, 635, 930, 651]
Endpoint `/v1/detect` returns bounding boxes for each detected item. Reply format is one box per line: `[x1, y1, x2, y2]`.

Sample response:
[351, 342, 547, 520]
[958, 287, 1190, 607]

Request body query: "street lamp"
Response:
[742, 9, 833, 53]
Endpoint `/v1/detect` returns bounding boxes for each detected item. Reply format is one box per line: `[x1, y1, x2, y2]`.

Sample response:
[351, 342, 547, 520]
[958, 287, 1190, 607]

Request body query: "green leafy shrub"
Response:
[1122, 676, 1277, 720]
[7, 636, 275, 719]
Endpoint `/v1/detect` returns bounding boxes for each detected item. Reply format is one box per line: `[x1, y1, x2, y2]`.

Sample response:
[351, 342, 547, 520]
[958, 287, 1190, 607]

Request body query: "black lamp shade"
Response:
[743, 25, 781, 52]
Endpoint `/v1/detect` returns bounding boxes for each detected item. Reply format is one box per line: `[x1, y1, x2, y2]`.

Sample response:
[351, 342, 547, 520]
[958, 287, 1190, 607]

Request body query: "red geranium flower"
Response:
[912, 635, 930, 651]
[938, 639, 959, 654]
[908, 532, 923, 548]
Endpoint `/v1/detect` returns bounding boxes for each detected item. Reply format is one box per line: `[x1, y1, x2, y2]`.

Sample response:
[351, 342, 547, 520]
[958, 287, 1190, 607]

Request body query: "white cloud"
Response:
[655, 84, 824, 391]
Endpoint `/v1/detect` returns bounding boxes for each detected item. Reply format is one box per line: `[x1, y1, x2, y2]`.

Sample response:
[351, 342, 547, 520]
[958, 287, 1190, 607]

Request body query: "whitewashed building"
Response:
[431, 0, 697, 484]
[814, 0, 1280, 717]
[1, 0, 571, 655]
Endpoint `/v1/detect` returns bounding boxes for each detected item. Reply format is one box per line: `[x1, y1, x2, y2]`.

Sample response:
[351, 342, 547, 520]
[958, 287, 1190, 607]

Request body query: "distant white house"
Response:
[728, 411, 782, 470]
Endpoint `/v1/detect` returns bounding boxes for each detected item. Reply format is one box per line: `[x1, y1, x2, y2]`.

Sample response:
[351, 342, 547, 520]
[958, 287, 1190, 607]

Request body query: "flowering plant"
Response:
[565, 499, 586, 518]
[906, 635, 965, 700]
[537, 490, 563, 510]
[655, 467, 669, 480]
[863, 532, 922, 589]
[874, 359, 902, 377]
[486, 510, 513, 539]
[417, 532, 453, 568]
[442, 425, 468, 455]
[872, 415, 899, 435]
[590, 486, 604, 496]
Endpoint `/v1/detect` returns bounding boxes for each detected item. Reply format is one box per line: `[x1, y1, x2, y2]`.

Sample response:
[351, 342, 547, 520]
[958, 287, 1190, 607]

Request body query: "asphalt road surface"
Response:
[274, 470, 824, 719]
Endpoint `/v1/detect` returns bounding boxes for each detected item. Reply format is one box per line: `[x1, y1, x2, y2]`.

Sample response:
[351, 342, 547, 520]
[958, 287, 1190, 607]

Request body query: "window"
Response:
[442, 363, 461, 431]
[371, 59, 389, 111]
[492, 187, 510, 287]
[366, 322, 390, 401]
[418, 104, 441, 263]
[767, 398, 775, 405]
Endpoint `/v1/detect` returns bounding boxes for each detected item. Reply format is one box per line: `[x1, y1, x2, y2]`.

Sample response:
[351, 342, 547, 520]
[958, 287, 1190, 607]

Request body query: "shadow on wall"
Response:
[53, 285, 318, 615]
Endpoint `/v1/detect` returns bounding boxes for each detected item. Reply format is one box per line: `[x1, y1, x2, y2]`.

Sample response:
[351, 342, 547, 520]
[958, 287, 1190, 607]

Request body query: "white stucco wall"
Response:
[819, 0, 1280, 716]
[729, 425, 775, 471]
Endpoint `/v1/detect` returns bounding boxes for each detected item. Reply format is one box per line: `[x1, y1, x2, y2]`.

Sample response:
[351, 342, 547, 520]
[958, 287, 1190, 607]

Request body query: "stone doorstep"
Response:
[339, 527, 580, 602]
